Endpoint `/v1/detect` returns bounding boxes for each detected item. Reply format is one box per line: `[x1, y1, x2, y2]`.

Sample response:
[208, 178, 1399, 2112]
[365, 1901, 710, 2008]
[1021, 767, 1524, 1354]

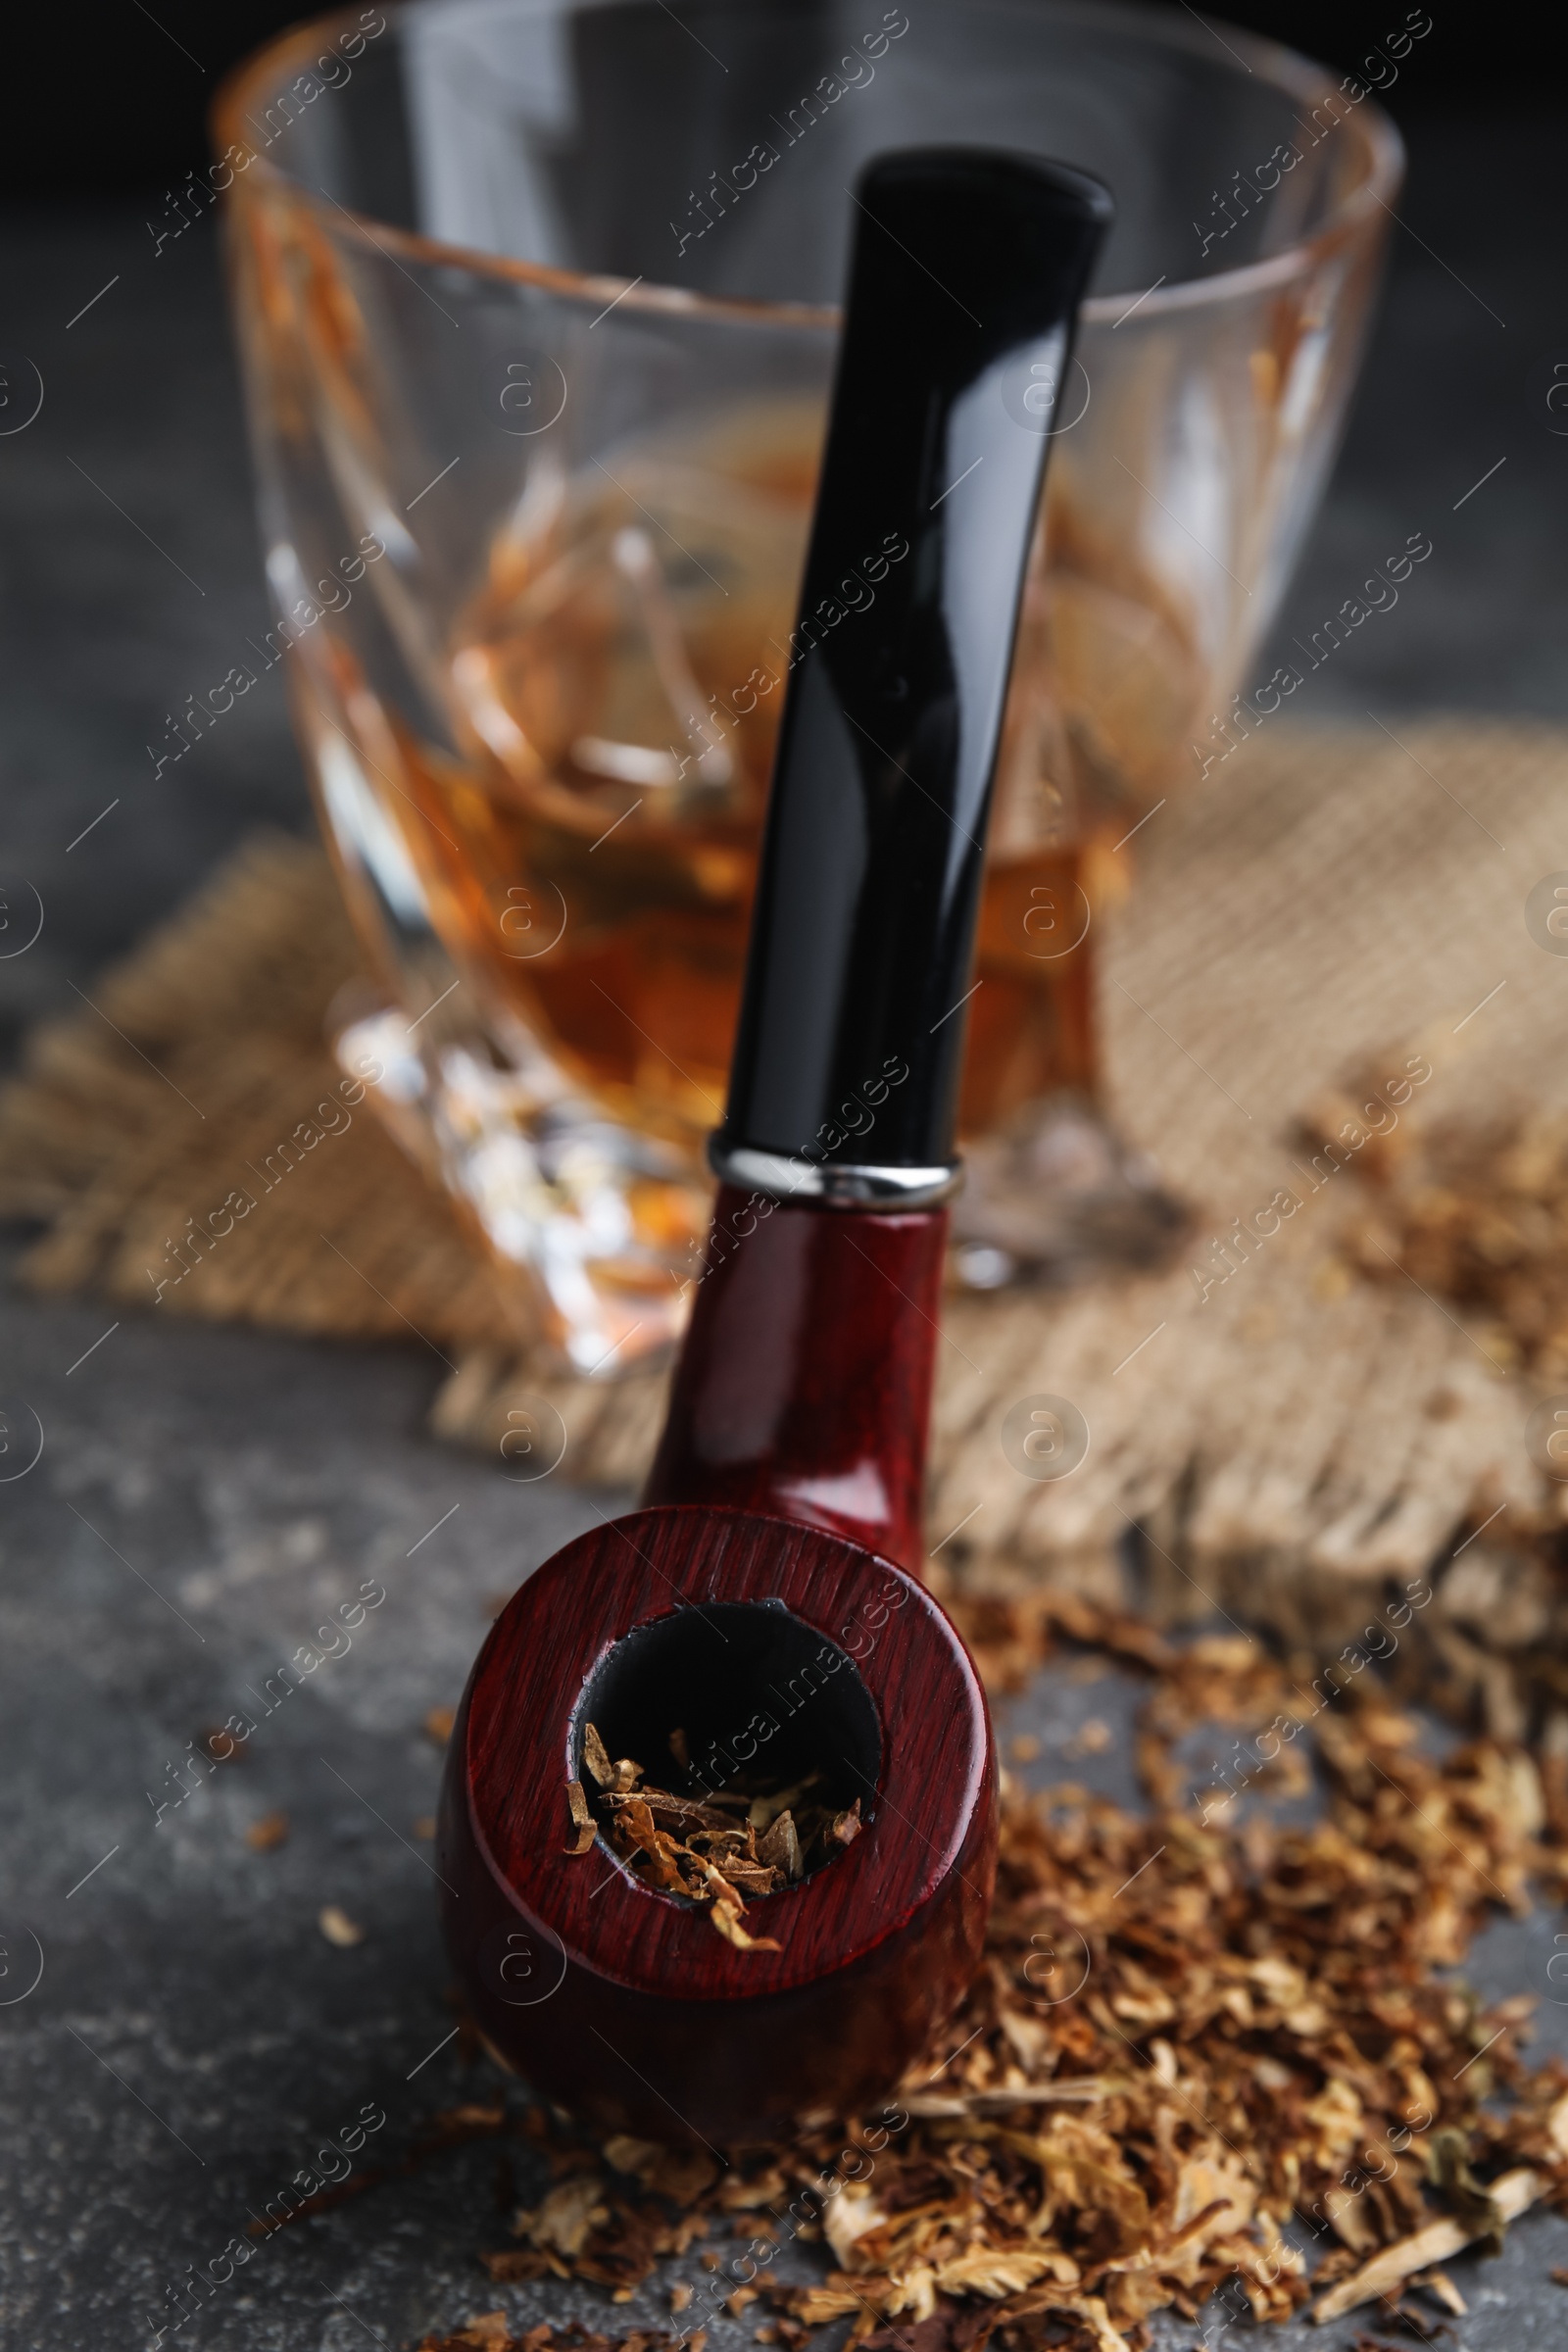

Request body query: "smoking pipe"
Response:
[440, 148, 1110, 2146]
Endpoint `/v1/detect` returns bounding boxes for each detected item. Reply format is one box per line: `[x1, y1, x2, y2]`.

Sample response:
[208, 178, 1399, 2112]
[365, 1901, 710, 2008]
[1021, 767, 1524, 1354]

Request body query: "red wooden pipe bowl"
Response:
[426, 136, 1111, 2147]
[437, 1501, 996, 2146]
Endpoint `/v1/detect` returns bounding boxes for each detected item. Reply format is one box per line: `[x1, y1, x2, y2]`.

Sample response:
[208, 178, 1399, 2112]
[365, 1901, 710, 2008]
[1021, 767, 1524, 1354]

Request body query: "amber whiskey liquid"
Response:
[351, 403, 1177, 1158]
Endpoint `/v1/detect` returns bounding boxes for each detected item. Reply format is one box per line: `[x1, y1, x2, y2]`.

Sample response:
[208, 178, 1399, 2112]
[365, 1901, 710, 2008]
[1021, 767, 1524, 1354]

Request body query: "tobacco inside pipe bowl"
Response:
[439, 147, 1111, 2145]
[576, 1598, 882, 1883]
[440, 1506, 994, 2142]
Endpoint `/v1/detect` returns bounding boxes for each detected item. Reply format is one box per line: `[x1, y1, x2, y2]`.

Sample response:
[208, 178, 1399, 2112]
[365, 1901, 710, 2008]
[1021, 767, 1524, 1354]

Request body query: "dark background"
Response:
[2, 2, 1564, 193]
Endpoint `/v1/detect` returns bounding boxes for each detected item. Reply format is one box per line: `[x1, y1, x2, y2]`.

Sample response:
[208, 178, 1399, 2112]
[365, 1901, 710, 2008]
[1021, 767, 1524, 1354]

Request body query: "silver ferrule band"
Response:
[708, 1136, 962, 1209]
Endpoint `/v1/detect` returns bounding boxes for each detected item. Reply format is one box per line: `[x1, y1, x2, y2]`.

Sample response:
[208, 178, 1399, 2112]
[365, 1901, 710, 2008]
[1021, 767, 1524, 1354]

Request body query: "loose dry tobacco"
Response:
[420, 2327, 701, 2352]
[430, 1600, 1568, 2352]
[1324, 1103, 1568, 1381]
[565, 1722, 862, 1952]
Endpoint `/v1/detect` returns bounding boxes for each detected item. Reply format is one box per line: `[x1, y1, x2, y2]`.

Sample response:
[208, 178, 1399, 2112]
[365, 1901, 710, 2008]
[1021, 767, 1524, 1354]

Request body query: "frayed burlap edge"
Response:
[6, 723, 1568, 1737]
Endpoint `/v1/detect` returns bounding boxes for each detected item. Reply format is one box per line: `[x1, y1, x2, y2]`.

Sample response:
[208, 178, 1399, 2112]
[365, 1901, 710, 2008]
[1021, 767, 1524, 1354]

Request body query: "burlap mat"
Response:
[6, 720, 1568, 1657]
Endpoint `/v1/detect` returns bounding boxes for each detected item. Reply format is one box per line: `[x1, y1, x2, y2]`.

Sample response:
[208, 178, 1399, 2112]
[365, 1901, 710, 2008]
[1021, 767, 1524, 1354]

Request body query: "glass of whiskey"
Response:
[218, 0, 1401, 1370]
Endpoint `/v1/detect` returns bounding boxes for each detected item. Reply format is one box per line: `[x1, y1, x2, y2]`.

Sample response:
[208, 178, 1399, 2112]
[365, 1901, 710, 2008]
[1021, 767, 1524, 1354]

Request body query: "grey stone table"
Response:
[5, 1266, 1568, 2351]
[2, 91, 1568, 2352]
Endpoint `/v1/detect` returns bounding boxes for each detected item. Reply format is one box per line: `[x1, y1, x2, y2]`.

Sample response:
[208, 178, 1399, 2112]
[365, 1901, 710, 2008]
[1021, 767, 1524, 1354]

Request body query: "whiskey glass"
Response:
[218, 0, 1400, 1372]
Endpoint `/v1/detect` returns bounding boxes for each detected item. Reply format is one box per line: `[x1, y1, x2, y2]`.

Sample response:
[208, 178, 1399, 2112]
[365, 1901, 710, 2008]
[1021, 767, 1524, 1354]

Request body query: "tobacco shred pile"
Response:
[1325, 1104, 1568, 1380]
[421, 1597, 1568, 2352]
[423, 2326, 692, 2352]
[567, 1722, 862, 1953]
